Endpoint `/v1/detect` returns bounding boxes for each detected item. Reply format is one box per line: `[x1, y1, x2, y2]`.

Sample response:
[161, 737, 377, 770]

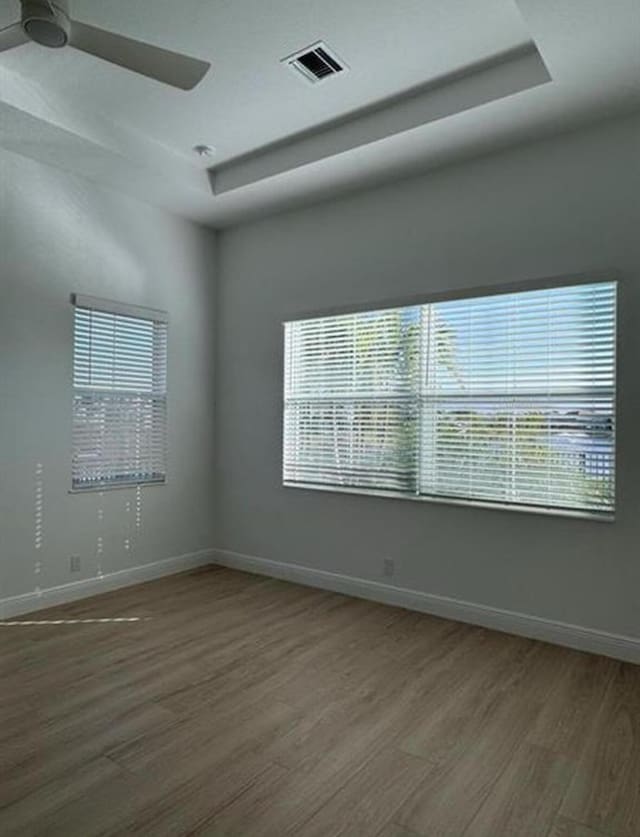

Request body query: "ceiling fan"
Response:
[0, 0, 211, 89]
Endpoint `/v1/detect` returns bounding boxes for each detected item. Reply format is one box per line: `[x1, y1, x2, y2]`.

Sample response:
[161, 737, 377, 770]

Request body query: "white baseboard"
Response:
[0, 548, 216, 619]
[5, 545, 638, 665]
[212, 548, 640, 665]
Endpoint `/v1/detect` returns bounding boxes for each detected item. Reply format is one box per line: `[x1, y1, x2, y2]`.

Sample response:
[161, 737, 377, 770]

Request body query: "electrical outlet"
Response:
[382, 558, 395, 578]
[69, 555, 81, 573]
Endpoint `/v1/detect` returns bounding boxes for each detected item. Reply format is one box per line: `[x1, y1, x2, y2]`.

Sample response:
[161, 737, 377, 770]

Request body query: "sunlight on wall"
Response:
[34, 463, 43, 551]
[136, 485, 143, 530]
[33, 463, 44, 594]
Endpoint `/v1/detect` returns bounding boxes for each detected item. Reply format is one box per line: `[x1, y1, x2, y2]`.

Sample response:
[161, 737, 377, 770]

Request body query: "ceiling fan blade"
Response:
[0, 22, 29, 52]
[68, 20, 210, 90]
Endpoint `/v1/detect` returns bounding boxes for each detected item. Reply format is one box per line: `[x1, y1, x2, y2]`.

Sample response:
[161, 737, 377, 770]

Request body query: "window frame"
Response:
[69, 293, 169, 493]
[282, 272, 619, 522]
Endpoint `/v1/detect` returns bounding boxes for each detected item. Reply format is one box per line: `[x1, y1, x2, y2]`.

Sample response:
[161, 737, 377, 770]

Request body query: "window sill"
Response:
[283, 481, 615, 523]
[69, 479, 166, 494]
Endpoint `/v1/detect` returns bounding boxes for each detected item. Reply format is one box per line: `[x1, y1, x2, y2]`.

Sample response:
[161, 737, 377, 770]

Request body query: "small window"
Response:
[283, 280, 617, 519]
[71, 295, 168, 491]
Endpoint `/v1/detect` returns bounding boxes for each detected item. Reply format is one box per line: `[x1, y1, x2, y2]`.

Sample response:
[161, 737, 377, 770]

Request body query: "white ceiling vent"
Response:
[282, 41, 347, 84]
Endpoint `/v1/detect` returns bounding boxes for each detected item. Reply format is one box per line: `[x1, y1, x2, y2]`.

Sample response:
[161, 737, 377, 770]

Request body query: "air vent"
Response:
[282, 41, 347, 84]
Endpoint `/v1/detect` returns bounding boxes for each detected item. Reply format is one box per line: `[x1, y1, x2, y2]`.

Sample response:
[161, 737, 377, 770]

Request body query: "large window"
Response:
[283, 281, 616, 518]
[72, 295, 168, 491]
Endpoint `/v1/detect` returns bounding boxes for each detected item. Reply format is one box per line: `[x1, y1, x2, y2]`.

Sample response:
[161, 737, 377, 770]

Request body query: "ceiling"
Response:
[1, 0, 639, 227]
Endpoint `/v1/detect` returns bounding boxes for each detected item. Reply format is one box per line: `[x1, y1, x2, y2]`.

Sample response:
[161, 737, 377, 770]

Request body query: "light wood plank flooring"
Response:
[1, 565, 638, 836]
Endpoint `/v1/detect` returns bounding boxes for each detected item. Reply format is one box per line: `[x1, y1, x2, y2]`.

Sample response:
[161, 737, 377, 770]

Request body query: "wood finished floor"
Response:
[1, 566, 638, 837]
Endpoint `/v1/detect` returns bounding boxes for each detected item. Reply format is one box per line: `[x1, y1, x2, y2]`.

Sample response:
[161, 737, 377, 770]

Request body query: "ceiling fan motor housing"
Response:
[21, 0, 70, 48]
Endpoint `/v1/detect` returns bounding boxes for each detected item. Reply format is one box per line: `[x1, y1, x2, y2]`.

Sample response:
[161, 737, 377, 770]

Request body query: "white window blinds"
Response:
[72, 295, 168, 491]
[284, 281, 616, 518]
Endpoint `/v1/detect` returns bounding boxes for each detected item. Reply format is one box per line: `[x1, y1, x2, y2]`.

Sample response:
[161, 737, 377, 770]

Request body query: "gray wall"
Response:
[215, 112, 640, 638]
[0, 149, 217, 602]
